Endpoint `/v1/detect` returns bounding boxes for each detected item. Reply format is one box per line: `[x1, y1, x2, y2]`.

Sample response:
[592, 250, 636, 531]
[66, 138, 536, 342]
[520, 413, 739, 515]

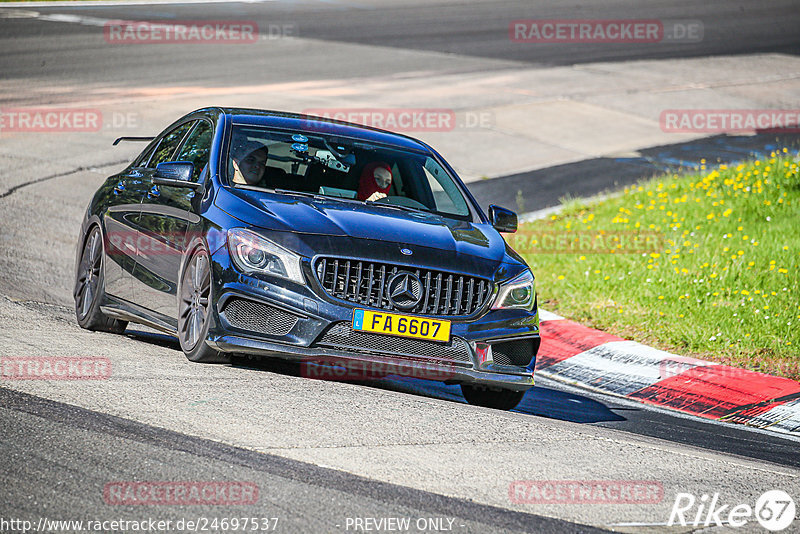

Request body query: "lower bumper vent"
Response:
[221, 298, 298, 336]
[315, 322, 472, 365]
[492, 338, 536, 367]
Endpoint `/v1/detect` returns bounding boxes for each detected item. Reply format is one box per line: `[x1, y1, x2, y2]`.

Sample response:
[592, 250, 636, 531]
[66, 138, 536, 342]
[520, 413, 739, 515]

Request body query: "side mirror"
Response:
[153, 161, 200, 189]
[488, 205, 518, 233]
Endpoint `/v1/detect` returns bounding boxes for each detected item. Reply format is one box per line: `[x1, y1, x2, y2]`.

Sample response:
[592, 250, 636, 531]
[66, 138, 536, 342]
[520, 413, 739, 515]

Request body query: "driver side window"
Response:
[148, 121, 195, 169]
[175, 121, 213, 182]
[134, 142, 158, 168]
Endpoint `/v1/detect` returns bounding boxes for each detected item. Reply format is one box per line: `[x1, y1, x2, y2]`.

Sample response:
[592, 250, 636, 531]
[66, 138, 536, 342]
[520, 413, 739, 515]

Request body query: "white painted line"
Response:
[0, 0, 273, 7]
[518, 191, 621, 223]
[37, 13, 110, 27]
[538, 309, 564, 322]
[518, 205, 562, 223]
[541, 340, 713, 396]
[535, 324, 800, 436]
[535, 373, 800, 443]
[0, 9, 40, 18]
[0, 8, 274, 31]
[746, 398, 800, 435]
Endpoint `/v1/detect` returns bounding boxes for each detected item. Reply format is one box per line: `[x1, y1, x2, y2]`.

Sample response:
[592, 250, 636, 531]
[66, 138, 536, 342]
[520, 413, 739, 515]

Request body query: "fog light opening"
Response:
[475, 342, 492, 365]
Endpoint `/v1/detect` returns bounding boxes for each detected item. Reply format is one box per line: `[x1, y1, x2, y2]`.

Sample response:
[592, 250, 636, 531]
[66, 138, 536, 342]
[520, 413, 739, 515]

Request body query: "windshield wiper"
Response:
[273, 189, 433, 214]
[364, 201, 431, 215]
[273, 188, 317, 198]
[273, 189, 362, 204]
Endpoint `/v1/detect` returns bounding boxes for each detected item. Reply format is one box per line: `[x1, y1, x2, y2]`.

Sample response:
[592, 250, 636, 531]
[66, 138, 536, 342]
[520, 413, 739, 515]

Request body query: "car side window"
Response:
[134, 142, 158, 168]
[174, 121, 213, 182]
[421, 157, 470, 216]
[148, 121, 195, 169]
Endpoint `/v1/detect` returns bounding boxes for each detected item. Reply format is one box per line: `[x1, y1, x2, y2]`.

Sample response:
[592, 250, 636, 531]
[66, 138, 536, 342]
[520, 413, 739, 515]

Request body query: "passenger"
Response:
[357, 162, 393, 202]
[230, 141, 269, 186]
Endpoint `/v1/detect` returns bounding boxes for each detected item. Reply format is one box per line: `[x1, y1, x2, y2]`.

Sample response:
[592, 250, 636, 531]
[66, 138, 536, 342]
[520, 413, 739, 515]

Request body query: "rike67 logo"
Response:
[668, 490, 796, 531]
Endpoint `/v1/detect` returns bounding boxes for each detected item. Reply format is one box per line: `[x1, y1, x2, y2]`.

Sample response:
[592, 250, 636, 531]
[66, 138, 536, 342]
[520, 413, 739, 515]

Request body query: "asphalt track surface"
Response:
[2, 1, 800, 532]
[1, 387, 601, 534]
[2, 0, 800, 82]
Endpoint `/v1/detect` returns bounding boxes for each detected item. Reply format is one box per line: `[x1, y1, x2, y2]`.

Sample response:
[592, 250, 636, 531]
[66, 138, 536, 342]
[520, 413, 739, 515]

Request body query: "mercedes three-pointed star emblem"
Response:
[386, 271, 423, 310]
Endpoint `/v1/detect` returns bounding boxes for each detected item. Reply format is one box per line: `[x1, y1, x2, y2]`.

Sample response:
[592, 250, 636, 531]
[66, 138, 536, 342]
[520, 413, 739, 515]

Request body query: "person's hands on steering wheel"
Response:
[366, 191, 387, 202]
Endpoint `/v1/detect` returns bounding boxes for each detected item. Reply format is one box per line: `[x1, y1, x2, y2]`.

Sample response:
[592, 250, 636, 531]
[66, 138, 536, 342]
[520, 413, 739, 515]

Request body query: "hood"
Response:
[217, 188, 512, 277]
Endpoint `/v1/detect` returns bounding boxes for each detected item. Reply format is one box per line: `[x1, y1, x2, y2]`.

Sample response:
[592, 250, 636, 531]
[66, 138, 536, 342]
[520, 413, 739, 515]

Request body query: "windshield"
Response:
[227, 125, 474, 221]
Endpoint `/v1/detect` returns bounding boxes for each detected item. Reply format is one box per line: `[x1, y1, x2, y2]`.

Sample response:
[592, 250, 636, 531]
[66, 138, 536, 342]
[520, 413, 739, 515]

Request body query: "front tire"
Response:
[461, 384, 525, 411]
[178, 244, 229, 363]
[74, 226, 128, 334]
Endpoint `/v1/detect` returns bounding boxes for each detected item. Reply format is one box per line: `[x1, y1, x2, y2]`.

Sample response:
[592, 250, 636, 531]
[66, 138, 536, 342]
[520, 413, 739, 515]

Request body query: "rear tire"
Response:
[461, 384, 525, 411]
[178, 244, 229, 363]
[74, 226, 128, 334]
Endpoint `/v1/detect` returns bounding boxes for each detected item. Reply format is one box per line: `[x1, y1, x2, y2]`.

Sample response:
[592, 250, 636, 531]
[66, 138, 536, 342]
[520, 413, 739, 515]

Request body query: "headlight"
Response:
[227, 228, 304, 284]
[492, 270, 535, 310]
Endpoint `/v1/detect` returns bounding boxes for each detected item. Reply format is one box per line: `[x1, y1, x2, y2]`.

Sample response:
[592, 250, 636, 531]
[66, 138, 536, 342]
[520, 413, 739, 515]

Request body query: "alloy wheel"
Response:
[76, 229, 103, 320]
[179, 250, 211, 349]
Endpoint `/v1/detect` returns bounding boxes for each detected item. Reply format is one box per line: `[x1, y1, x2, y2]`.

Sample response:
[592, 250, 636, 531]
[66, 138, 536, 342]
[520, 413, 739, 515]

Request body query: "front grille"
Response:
[315, 323, 472, 365]
[221, 298, 298, 336]
[314, 257, 493, 317]
[492, 338, 536, 367]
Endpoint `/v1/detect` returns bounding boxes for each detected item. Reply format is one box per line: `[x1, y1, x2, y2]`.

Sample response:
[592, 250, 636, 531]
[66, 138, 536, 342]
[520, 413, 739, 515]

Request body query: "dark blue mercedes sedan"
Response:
[74, 107, 539, 410]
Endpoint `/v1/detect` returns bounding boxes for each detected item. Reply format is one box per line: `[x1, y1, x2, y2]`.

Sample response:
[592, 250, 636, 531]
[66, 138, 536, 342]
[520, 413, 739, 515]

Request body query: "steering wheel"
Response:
[375, 195, 429, 210]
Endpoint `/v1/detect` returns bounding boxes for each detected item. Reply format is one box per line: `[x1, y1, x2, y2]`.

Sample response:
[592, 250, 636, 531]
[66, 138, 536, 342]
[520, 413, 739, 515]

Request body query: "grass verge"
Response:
[514, 148, 800, 380]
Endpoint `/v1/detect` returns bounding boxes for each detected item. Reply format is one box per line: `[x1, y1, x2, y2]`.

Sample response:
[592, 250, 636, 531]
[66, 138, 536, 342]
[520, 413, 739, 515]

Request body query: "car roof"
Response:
[219, 107, 431, 152]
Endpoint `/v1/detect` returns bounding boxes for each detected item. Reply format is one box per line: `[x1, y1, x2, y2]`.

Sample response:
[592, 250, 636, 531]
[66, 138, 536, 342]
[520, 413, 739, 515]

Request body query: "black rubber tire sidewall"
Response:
[179, 244, 229, 364]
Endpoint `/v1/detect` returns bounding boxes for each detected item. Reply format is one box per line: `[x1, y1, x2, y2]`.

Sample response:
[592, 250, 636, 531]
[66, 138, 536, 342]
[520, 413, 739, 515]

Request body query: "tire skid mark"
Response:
[0, 160, 127, 200]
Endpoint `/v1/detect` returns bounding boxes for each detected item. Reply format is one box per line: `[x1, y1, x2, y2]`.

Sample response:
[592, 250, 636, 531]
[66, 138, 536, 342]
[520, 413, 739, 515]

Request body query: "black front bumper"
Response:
[207, 254, 540, 390]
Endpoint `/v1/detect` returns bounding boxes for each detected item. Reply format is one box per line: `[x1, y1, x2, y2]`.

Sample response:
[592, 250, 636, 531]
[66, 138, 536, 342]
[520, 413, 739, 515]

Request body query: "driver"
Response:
[357, 162, 393, 202]
[230, 141, 269, 186]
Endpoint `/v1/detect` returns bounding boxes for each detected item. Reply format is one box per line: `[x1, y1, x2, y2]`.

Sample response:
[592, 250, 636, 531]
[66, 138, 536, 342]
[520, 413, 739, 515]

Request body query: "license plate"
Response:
[352, 309, 451, 343]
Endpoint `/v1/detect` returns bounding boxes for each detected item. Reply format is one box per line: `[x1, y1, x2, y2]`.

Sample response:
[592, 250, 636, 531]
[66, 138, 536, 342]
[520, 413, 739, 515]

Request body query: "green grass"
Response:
[515, 148, 800, 380]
